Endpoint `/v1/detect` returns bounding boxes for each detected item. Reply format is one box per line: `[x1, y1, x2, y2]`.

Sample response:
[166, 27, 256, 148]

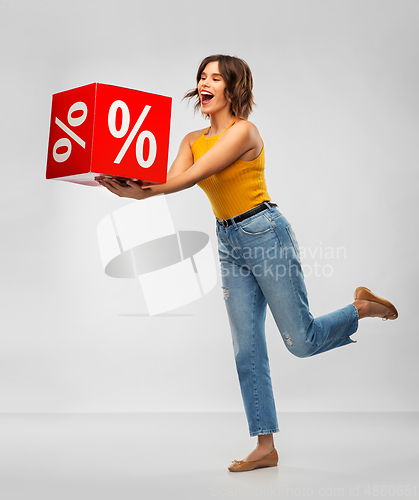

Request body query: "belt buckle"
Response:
[221, 219, 229, 227]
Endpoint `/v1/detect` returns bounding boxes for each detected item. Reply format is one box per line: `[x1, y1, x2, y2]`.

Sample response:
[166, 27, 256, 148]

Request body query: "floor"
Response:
[0, 412, 418, 500]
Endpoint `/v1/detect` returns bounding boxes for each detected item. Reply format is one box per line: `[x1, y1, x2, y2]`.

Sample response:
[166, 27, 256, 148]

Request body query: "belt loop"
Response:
[263, 201, 273, 212]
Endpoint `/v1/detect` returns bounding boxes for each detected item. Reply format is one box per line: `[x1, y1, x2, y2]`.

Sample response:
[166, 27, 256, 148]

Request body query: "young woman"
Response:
[96, 55, 398, 473]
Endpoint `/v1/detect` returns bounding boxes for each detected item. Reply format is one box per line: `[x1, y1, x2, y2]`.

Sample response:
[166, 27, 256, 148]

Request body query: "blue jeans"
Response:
[216, 203, 359, 437]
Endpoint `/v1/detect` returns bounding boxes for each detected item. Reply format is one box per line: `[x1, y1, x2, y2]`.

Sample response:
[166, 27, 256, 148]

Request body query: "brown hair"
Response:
[183, 54, 254, 120]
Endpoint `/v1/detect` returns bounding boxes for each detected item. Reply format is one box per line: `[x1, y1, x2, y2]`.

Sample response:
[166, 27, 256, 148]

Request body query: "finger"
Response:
[126, 179, 144, 189]
[108, 178, 127, 190]
[101, 179, 123, 196]
[126, 180, 141, 189]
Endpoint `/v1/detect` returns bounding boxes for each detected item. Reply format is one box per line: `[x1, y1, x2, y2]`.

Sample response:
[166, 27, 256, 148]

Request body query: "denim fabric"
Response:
[216, 203, 359, 436]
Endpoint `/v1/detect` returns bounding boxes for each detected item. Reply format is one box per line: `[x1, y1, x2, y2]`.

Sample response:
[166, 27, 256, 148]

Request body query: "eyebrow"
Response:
[201, 72, 223, 78]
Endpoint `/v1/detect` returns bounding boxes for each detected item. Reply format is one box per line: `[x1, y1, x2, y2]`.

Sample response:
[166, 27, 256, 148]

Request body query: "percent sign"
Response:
[108, 100, 157, 168]
[53, 102, 87, 163]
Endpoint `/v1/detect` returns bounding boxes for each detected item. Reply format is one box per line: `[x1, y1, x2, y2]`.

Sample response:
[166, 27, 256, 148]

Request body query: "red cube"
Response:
[46, 83, 172, 186]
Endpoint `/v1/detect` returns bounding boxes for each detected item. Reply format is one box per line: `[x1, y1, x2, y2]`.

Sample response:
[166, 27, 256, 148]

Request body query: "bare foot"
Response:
[243, 434, 275, 462]
[353, 299, 391, 320]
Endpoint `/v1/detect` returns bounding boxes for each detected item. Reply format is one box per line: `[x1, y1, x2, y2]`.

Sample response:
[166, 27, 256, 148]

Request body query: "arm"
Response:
[138, 131, 197, 187]
[97, 121, 259, 199]
[96, 130, 198, 196]
[166, 132, 197, 181]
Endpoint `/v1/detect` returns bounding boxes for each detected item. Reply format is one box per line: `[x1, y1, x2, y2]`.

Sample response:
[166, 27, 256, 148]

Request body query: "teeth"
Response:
[201, 90, 214, 103]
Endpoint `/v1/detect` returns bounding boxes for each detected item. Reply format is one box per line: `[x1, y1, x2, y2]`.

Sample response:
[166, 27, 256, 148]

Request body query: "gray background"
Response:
[1, 0, 418, 414]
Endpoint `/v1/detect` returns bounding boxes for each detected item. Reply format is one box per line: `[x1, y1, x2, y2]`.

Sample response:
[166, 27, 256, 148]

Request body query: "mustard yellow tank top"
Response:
[192, 120, 271, 219]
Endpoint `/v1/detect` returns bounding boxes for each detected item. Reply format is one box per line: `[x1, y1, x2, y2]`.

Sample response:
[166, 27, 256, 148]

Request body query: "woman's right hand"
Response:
[95, 176, 154, 200]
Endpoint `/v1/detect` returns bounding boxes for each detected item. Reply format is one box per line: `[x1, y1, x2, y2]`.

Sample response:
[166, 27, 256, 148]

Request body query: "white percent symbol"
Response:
[108, 100, 157, 168]
[53, 102, 87, 163]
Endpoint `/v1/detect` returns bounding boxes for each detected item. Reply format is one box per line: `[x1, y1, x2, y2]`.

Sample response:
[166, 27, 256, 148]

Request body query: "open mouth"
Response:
[201, 91, 214, 104]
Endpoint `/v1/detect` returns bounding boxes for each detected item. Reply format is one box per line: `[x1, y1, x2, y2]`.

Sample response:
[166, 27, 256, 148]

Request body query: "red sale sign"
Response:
[46, 83, 172, 186]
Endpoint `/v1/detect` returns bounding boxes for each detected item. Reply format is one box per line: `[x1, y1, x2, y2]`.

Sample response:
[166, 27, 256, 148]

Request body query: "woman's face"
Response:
[197, 61, 229, 115]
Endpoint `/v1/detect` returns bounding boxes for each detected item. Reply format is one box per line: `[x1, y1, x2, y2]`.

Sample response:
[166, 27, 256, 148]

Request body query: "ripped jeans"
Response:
[216, 203, 359, 436]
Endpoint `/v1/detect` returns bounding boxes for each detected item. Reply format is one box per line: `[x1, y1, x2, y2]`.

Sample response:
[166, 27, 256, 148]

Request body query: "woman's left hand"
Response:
[95, 176, 153, 200]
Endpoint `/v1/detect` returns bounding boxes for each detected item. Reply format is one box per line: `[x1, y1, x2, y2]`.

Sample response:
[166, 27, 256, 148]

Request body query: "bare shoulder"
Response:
[229, 119, 261, 139]
[223, 119, 262, 149]
[225, 119, 262, 159]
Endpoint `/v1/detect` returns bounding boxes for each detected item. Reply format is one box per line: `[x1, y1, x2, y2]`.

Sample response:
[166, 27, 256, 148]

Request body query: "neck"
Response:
[208, 108, 236, 136]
